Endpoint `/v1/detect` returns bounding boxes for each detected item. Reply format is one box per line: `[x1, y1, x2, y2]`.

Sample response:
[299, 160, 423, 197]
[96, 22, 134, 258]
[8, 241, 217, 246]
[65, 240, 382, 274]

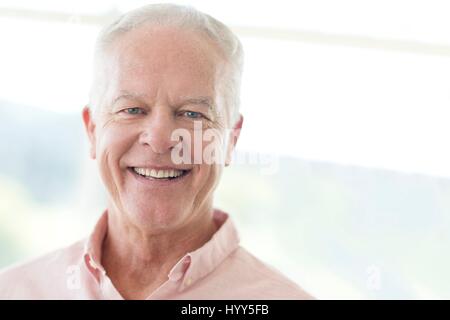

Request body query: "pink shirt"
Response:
[0, 209, 313, 300]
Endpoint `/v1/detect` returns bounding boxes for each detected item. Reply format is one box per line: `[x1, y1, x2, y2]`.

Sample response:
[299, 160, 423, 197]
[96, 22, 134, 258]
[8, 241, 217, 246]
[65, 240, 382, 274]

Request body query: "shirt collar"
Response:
[83, 210, 108, 279]
[82, 208, 240, 288]
[168, 209, 240, 289]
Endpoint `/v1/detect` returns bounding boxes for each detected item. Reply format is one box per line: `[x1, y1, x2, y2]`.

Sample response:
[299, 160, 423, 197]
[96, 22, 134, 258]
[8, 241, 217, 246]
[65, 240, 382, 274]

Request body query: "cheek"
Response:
[96, 126, 135, 188]
[192, 163, 222, 200]
[97, 150, 118, 197]
[97, 125, 135, 164]
[189, 163, 222, 213]
[190, 128, 226, 192]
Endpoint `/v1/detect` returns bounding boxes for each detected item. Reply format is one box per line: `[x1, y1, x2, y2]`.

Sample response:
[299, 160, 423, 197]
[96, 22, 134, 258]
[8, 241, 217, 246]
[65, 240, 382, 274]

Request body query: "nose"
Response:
[138, 108, 180, 154]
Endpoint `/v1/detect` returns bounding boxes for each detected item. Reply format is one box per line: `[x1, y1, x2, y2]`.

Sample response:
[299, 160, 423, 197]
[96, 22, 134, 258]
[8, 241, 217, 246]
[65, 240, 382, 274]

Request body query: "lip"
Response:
[127, 167, 192, 187]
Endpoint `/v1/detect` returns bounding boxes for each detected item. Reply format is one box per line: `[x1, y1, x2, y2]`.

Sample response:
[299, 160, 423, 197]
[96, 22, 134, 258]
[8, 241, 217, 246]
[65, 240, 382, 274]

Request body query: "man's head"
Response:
[82, 4, 244, 234]
[89, 3, 244, 127]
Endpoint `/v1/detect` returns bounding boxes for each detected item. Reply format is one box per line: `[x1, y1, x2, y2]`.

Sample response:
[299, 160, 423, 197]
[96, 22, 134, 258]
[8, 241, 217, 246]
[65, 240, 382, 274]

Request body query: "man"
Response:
[0, 4, 313, 299]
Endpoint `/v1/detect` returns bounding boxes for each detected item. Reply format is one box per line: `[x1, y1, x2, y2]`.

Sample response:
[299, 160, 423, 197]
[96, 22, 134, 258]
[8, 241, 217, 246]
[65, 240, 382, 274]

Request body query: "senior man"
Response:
[0, 4, 313, 300]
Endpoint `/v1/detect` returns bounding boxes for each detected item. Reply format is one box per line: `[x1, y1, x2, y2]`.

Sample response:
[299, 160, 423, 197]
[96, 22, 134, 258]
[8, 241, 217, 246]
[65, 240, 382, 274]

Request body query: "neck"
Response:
[101, 206, 217, 299]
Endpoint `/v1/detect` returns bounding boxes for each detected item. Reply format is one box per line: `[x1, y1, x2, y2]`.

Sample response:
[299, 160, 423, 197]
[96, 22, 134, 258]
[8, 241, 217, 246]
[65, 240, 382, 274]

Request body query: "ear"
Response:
[225, 114, 244, 166]
[82, 106, 97, 159]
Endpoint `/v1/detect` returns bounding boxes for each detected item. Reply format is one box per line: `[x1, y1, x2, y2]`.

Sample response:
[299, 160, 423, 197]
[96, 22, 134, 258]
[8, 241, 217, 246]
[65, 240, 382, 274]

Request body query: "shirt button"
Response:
[89, 259, 98, 270]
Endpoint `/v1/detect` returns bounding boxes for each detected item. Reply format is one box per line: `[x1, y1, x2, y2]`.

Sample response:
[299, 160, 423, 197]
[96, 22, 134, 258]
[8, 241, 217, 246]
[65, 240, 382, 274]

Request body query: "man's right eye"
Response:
[122, 107, 145, 115]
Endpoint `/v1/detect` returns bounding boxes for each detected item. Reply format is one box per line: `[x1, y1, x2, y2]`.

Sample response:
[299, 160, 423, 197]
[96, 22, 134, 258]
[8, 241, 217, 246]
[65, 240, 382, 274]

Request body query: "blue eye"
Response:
[124, 107, 144, 115]
[184, 111, 203, 119]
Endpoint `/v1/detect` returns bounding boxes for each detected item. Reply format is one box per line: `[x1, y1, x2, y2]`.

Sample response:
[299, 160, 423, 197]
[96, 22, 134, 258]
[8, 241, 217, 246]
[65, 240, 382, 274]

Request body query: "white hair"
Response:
[89, 3, 244, 126]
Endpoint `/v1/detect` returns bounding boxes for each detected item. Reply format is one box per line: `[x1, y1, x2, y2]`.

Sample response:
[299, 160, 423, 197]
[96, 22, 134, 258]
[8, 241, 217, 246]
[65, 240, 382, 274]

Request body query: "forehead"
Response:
[104, 25, 224, 103]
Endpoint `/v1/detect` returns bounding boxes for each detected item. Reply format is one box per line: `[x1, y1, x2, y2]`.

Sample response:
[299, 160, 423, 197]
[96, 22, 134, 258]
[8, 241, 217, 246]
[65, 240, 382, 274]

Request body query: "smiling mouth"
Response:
[129, 167, 191, 181]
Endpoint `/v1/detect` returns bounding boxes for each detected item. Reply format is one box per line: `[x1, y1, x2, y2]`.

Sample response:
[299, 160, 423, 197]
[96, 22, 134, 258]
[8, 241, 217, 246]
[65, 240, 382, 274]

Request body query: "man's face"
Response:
[83, 26, 241, 233]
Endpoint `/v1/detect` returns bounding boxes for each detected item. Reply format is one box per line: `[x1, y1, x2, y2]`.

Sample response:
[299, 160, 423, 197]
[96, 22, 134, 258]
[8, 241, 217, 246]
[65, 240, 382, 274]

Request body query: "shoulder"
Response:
[210, 246, 315, 300]
[0, 239, 85, 299]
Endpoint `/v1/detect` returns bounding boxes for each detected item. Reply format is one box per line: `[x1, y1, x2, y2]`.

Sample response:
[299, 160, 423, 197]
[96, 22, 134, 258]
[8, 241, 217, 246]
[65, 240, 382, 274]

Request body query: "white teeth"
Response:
[133, 167, 185, 179]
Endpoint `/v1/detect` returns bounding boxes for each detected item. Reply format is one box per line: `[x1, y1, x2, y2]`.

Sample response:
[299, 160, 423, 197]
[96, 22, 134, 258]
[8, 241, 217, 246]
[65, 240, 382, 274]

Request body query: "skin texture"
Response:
[82, 25, 243, 299]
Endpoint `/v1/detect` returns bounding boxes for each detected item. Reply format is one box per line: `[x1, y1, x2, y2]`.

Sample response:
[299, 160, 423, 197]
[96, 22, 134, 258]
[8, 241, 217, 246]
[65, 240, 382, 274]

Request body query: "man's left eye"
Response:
[182, 111, 204, 119]
[123, 107, 144, 115]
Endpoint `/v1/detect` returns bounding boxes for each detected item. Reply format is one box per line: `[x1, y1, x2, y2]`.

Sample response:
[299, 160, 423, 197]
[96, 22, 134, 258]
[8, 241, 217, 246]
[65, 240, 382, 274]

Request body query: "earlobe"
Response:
[82, 106, 97, 160]
[90, 143, 96, 160]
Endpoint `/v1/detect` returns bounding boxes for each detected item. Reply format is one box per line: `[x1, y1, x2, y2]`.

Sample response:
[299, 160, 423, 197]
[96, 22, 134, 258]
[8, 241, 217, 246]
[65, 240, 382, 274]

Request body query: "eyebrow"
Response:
[180, 96, 214, 109]
[112, 92, 214, 110]
[111, 92, 146, 106]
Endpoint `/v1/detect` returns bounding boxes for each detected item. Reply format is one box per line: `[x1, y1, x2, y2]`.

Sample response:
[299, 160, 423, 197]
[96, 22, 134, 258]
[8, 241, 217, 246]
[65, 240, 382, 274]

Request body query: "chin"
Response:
[125, 201, 190, 232]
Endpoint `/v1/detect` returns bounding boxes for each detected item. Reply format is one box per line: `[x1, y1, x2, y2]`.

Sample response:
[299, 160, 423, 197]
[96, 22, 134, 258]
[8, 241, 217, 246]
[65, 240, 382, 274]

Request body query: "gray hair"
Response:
[89, 3, 244, 126]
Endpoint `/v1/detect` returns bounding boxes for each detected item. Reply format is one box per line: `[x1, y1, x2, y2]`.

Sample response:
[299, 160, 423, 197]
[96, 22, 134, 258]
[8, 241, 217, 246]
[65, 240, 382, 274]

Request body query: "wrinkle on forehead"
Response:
[110, 25, 224, 77]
